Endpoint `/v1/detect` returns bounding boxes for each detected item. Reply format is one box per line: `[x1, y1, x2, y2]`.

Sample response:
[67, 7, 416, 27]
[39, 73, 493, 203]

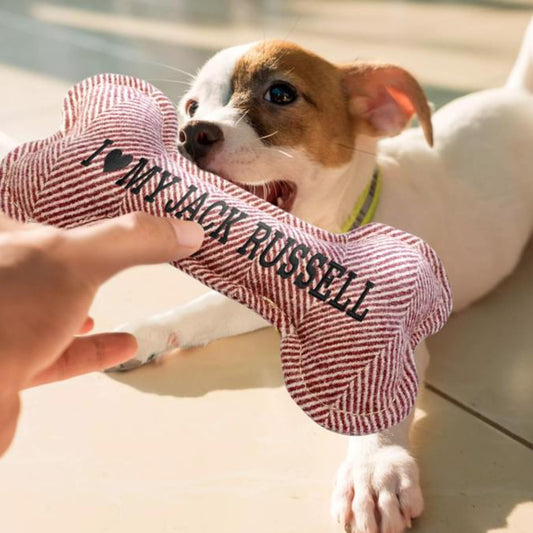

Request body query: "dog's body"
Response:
[117, 21, 533, 533]
[376, 88, 533, 310]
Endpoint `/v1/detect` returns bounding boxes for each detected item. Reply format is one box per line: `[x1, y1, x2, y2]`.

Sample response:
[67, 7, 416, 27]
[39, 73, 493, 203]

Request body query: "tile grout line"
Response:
[424, 382, 533, 451]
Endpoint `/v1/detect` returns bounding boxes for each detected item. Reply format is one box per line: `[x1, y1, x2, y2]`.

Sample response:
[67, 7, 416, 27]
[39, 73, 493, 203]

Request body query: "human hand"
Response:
[0, 211, 203, 455]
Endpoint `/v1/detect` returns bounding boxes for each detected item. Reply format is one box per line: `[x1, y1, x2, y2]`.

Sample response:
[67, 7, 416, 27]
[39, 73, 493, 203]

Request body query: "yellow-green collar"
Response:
[340, 167, 382, 233]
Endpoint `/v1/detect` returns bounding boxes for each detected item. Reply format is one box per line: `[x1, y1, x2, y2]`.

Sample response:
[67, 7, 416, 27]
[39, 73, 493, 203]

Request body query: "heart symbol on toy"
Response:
[103, 149, 133, 172]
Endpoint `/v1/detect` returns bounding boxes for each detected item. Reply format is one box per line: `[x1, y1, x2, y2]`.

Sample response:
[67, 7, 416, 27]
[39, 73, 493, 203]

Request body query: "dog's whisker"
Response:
[257, 130, 279, 142]
[336, 143, 377, 157]
[267, 181, 275, 200]
[147, 78, 193, 86]
[275, 148, 293, 159]
[239, 130, 280, 151]
[235, 109, 250, 127]
[256, 146, 294, 159]
[283, 16, 302, 41]
[144, 60, 197, 80]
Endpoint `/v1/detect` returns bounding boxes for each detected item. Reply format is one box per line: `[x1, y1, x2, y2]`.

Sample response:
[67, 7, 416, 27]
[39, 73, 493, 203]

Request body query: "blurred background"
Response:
[3, 0, 533, 136]
[0, 1, 532, 532]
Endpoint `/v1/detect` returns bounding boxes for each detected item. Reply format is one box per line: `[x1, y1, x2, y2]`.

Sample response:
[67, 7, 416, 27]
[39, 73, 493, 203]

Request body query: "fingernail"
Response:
[170, 220, 204, 250]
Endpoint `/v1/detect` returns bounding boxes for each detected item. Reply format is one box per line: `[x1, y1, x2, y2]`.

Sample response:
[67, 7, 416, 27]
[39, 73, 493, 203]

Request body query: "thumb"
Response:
[61, 212, 204, 282]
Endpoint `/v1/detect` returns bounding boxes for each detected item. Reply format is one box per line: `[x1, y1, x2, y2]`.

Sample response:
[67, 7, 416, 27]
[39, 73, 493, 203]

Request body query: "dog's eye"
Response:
[186, 100, 199, 117]
[264, 82, 297, 105]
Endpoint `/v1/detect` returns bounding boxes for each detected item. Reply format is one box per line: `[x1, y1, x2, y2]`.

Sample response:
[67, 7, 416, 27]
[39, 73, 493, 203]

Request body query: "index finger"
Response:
[26, 332, 138, 387]
[60, 212, 204, 282]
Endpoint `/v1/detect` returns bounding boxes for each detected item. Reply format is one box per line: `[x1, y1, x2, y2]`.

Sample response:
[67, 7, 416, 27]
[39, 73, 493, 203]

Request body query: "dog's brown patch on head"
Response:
[231, 40, 356, 167]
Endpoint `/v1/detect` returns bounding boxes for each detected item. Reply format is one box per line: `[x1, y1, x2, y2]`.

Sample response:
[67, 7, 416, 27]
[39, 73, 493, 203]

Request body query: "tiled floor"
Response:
[0, 1, 532, 532]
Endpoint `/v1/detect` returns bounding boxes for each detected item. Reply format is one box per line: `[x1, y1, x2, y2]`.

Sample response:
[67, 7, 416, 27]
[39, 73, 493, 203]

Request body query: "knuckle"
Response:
[57, 343, 73, 376]
[122, 211, 155, 235]
[123, 211, 175, 251]
[38, 227, 68, 254]
[121, 212, 174, 249]
[38, 228, 94, 293]
[92, 335, 107, 370]
[2, 225, 67, 268]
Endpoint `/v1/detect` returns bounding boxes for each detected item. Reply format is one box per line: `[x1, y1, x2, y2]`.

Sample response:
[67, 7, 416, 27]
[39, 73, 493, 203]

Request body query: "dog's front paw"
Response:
[331, 445, 423, 533]
[105, 320, 180, 372]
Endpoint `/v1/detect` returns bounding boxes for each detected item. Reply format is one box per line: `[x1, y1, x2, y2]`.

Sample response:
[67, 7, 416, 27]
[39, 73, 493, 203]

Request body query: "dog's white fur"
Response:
[114, 21, 533, 533]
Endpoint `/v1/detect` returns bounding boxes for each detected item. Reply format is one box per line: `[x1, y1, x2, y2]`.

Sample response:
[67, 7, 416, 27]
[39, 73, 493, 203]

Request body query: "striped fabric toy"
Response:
[0, 74, 452, 435]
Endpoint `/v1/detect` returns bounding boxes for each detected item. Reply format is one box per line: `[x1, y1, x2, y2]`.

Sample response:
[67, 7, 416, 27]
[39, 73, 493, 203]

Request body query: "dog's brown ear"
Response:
[341, 62, 433, 146]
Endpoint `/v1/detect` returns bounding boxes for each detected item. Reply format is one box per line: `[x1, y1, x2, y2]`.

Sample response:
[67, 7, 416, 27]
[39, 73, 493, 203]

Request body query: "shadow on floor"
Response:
[428, 238, 533, 443]
[411, 388, 533, 533]
[107, 315, 533, 532]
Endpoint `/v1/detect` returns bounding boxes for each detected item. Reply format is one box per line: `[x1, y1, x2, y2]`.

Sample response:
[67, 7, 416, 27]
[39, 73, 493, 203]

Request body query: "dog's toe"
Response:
[105, 352, 157, 373]
[331, 445, 423, 533]
[104, 320, 179, 372]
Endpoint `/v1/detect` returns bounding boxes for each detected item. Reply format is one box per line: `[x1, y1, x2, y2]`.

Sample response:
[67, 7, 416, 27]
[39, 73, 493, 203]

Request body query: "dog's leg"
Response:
[109, 290, 270, 371]
[330, 342, 429, 533]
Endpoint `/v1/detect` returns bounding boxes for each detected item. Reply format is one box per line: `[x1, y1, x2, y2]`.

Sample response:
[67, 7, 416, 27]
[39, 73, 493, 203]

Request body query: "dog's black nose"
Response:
[178, 121, 224, 161]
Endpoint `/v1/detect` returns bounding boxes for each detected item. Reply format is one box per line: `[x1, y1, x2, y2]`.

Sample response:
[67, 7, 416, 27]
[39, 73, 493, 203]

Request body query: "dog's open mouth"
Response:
[236, 180, 297, 212]
[190, 156, 298, 212]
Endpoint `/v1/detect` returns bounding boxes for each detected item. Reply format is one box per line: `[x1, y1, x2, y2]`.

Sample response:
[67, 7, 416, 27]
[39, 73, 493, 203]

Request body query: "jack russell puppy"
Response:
[113, 21, 533, 533]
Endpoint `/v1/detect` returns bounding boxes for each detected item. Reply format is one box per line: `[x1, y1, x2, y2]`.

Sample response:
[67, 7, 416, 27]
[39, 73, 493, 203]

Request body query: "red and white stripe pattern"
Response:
[0, 74, 452, 435]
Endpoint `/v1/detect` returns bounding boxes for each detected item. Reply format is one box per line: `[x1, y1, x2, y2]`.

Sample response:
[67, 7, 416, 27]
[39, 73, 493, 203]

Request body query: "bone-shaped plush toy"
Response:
[0, 74, 452, 435]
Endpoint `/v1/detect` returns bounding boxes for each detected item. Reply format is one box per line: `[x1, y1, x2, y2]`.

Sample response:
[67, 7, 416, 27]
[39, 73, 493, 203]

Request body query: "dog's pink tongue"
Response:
[276, 181, 296, 211]
[240, 181, 296, 211]
[241, 182, 281, 204]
